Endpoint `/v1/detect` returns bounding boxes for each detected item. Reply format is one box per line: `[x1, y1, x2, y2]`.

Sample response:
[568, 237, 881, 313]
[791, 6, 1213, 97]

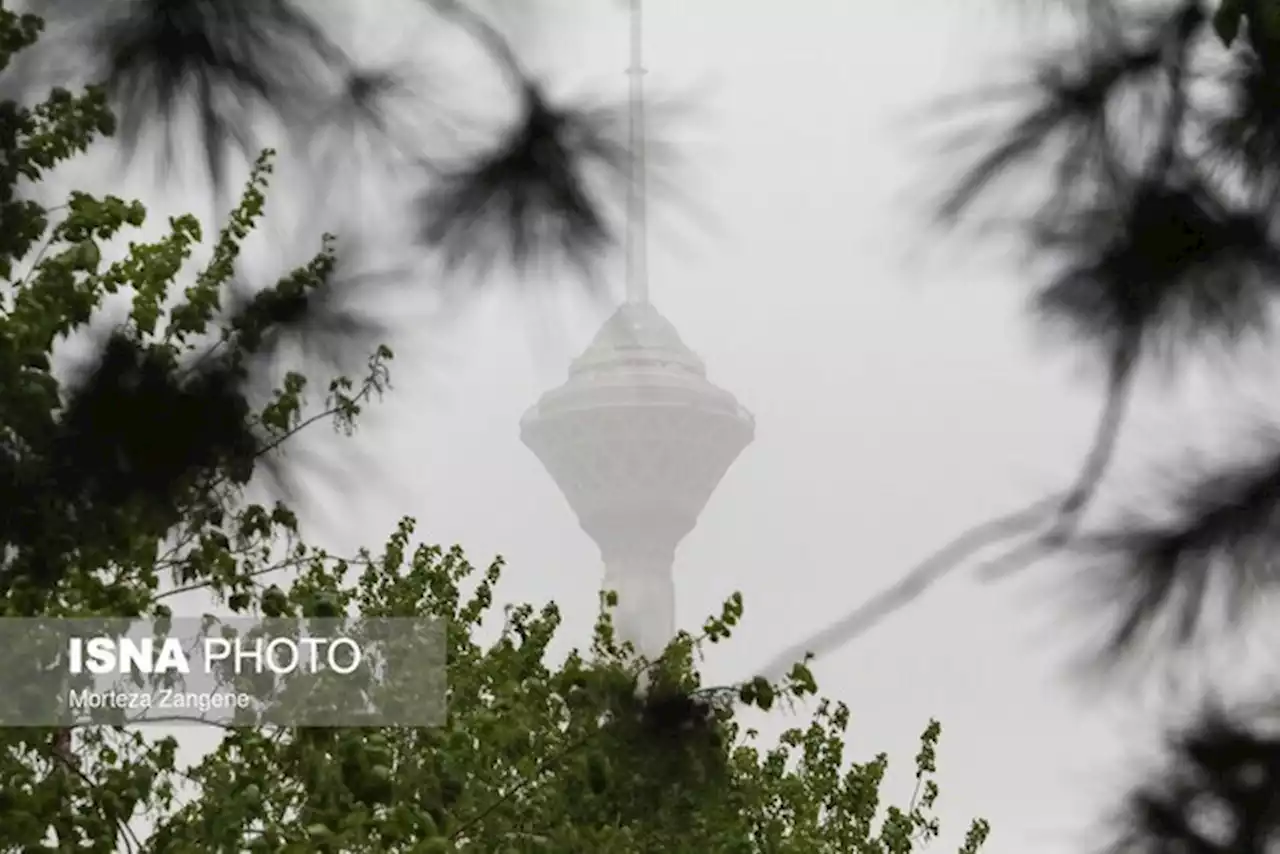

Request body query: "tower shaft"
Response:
[603, 548, 675, 661]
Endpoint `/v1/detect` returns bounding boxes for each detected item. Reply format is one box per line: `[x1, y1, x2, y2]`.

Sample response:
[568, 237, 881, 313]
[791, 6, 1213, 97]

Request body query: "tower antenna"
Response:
[624, 0, 649, 305]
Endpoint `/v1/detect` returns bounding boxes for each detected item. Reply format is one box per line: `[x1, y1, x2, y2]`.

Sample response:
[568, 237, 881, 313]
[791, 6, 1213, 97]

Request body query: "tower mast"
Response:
[624, 0, 648, 305]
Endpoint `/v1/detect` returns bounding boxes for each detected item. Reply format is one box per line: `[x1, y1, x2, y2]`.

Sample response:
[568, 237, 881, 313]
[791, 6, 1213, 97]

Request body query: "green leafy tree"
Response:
[0, 10, 991, 853]
[134, 542, 991, 853]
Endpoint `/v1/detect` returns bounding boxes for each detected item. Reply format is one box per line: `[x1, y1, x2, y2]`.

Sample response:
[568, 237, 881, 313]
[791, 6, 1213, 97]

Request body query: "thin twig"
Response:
[1051, 339, 1138, 527]
[751, 493, 1065, 682]
[434, 0, 527, 91]
[979, 347, 1134, 580]
[754, 335, 1141, 679]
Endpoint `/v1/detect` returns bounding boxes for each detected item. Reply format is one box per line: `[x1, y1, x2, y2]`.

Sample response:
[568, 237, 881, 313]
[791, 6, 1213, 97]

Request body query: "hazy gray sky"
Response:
[47, 0, 1256, 850]
[353, 3, 1137, 850]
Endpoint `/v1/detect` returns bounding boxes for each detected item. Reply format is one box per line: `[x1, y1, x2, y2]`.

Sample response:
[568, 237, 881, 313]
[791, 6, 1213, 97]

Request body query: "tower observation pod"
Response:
[520, 302, 754, 659]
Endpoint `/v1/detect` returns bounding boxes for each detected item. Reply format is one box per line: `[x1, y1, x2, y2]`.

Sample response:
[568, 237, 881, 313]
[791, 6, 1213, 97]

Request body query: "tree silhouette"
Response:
[767, 0, 1280, 662]
[1, 2, 657, 514]
[12, 0, 644, 279]
[35, 0, 341, 192]
[756, 2, 1280, 851]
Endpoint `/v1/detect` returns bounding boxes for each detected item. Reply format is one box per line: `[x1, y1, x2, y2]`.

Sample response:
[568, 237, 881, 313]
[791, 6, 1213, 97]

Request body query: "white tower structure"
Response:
[520, 0, 754, 659]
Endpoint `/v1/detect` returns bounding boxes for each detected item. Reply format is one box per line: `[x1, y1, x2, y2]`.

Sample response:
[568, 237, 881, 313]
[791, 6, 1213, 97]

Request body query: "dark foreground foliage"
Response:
[0, 0, 677, 521]
[766, 2, 1280, 853]
[12, 0, 647, 282]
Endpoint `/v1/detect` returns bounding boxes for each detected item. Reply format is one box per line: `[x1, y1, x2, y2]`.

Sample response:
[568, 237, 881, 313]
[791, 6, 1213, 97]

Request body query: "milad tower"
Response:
[520, 0, 754, 659]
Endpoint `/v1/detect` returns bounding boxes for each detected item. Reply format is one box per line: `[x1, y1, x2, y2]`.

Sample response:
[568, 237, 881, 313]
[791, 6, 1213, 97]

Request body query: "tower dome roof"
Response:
[520, 298, 754, 554]
[570, 301, 706, 377]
